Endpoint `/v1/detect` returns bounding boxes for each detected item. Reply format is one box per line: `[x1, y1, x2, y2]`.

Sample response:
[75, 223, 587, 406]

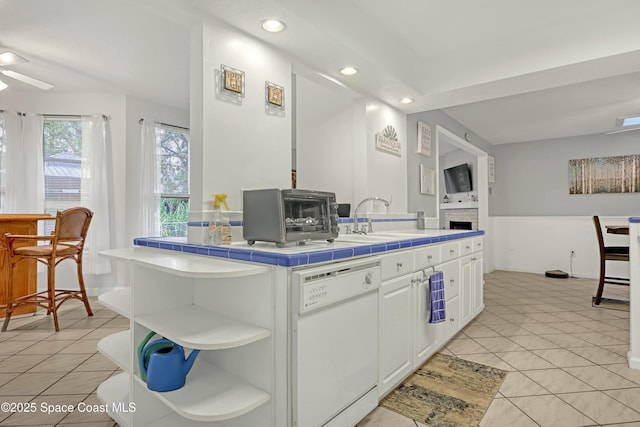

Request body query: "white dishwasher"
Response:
[292, 258, 381, 427]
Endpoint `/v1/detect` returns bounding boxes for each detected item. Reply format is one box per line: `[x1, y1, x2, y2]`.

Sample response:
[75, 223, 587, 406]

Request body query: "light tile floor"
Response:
[0, 270, 635, 427]
[358, 270, 637, 427]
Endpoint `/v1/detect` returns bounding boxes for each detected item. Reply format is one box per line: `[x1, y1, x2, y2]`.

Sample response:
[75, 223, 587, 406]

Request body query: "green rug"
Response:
[380, 353, 507, 427]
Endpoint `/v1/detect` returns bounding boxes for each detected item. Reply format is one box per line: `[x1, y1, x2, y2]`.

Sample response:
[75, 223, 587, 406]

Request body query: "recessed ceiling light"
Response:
[261, 19, 286, 33]
[399, 97, 414, 104]
[0, 79, 7, 91]
[622, 116, 640, 127]
[339, 66, 358, 76]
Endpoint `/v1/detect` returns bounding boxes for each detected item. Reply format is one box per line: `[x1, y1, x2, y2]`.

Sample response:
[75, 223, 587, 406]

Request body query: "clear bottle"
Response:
[208, 194, 230, 245]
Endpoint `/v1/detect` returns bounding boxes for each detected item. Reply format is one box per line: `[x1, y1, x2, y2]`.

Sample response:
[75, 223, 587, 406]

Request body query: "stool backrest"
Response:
[54, 207, 93, 247]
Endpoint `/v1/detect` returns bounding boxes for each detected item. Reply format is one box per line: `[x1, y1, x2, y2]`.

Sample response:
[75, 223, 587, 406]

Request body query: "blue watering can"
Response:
[138, 331, 200, 392]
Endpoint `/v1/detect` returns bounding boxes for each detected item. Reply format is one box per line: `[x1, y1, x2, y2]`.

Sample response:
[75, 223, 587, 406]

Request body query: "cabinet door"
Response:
[438, 258, 460, 301]
[460, 255, 473, 326]
[440, 296, 460, 343]
[379, 274, 413, 397]
[414, 272, 439, 367]
[472, 253, 484, 314]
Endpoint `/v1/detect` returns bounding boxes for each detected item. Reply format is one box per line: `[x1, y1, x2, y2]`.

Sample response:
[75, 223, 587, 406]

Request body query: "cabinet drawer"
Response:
[380, 250, 414, 281]
[414, 245, 441, 270]
[460, 239, 474, 256]
[438, 259, 460, 301]
[441, 241, 460, 262]
[472, 237, 483, 253]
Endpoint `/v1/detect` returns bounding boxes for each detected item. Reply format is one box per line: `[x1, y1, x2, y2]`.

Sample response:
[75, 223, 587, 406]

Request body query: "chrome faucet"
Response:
[352, 197, 390, 234]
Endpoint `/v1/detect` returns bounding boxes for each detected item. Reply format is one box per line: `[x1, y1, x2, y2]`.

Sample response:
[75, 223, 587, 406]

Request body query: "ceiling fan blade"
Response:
[0, 69, 53, 90]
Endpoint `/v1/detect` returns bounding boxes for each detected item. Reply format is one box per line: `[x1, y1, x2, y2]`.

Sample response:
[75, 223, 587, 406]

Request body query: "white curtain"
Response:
[81, 115, 113, 275]
[139, 118, 161, 236]
[4, 112, 44, 213]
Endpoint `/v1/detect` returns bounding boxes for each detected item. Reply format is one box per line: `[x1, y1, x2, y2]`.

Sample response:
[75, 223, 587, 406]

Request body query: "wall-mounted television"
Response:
[443, 163, 472, 193]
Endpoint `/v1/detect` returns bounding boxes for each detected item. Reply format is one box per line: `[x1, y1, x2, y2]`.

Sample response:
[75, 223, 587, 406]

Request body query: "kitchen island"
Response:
[96, 228, 484, 427]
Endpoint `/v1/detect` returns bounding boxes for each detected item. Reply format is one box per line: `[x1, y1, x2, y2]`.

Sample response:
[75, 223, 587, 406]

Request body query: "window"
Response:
[43, 118, 82, 233]
[157, 124, 189, 237]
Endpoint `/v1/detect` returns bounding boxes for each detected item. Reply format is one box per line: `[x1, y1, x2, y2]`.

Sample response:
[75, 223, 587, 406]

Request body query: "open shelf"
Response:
[136, 254, 269, 278]
[98, 288, 131, 318]
[100, 247, 269, 278]
[98, 330, 131, 372]
[135, 305, 271, 350]
[97, 372, 131, 427]
[134, 358, 270, 422]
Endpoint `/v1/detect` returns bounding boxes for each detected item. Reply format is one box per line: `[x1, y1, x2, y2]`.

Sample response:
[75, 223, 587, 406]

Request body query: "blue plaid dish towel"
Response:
[429, 271, 446, 323]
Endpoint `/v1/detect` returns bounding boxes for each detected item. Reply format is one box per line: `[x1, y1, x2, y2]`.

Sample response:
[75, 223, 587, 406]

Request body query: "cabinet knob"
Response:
[365, 271, 373, 285]
[427, 255, 432, 260]
[450, 249, 455, 254]
[466, 245, 470, 249]
[397, 262, 403, 269]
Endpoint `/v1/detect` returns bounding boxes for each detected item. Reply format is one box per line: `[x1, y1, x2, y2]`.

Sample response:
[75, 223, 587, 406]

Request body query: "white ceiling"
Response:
[1, 0, 640, 144]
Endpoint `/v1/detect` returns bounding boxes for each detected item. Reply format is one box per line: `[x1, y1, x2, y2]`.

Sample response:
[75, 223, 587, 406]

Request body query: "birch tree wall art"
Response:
[569, 154, 640, 194]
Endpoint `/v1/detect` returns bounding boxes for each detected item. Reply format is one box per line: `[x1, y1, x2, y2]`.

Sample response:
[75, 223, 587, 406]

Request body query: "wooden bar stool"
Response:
[2, 207, 94, 332]
[592, 215, 630, 305]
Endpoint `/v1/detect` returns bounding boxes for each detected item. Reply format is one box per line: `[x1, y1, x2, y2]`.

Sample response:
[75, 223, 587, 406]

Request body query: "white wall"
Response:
[295, 74, 361, 205]
[492, 215, 629, 280]
[363, 101, 407, 213]
[190, 22, 292, 216]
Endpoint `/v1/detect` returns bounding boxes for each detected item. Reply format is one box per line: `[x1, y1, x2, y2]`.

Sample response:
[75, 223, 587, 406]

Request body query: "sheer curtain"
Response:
[81, 115, 114, 275]
[139, 118, 161, 236]
[4, 112, 44, 213]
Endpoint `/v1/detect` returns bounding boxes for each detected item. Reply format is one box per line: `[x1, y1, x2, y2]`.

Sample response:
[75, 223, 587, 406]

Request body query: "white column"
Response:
[628, 217, 640, 369]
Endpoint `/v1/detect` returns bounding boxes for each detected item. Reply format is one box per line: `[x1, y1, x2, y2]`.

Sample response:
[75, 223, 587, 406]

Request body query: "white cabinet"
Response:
[379, 237, 482, 399]
[460, 249, 484, 327]
[378, 272, 414, 397]
[413, 271, 440, 366]
[96, 248, 274, 427]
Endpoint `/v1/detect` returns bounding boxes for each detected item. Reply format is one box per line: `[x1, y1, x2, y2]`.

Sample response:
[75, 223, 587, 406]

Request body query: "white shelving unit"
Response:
[96, 246, 274, 426]
[133, 358, 271, 422]
[98, 288, 131, 318]
[97, 330, 131, 370]
[135, 306, 270, 350]
[97, 373, 131, 427]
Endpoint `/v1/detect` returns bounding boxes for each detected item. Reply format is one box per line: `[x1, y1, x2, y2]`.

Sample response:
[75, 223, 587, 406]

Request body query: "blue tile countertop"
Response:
[134, 229, 484, 268]
[630, 217, 640, 223]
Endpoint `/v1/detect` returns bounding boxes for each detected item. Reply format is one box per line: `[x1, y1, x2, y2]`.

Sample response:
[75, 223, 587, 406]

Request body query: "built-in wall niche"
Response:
[435, 125, 488, 234]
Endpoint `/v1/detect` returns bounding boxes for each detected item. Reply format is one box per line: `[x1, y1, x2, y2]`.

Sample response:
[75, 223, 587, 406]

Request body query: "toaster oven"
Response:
[243, 189, 339, 247]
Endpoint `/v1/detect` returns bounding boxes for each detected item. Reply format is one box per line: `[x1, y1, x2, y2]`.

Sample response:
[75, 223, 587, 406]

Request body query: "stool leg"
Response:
[48, 259, 60, 332]
[594, 258, 606, 305]
[76, 259, 93, 317]
[2, 259, 15, 332]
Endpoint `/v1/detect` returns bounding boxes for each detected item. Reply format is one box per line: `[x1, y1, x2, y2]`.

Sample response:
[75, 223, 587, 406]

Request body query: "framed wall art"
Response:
[417, 121, 431, 156]
[265, 81, 285, 111]
[219, 64, 245, 98]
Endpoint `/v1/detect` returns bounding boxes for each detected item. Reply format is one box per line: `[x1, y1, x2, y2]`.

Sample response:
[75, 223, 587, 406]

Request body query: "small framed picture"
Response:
[220, 64, 245, 98]
[265, 81, 285, 111]
[417, 121, 431, 157]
